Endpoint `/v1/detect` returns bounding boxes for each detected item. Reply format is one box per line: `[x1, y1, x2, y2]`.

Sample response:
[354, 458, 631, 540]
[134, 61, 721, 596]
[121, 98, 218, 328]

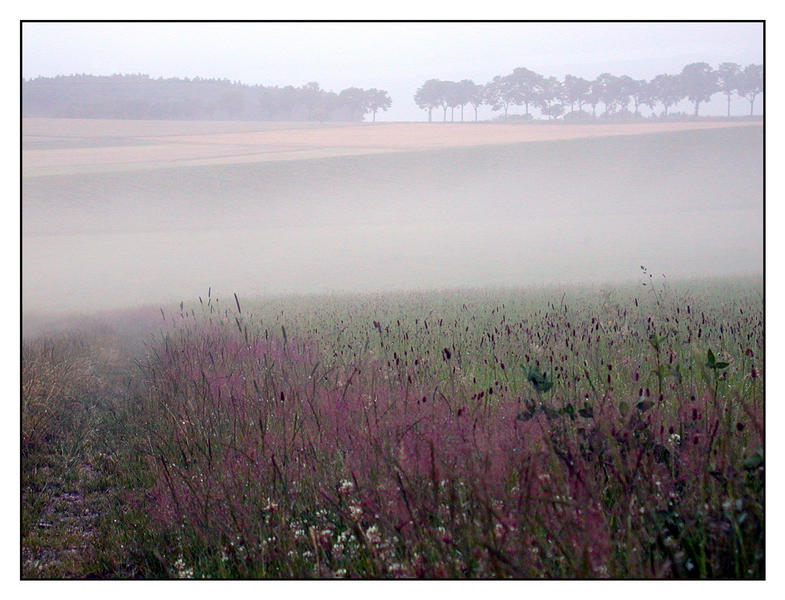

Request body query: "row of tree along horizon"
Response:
[22, 74, 392, 122]
[23, 62, 762, 123]
[415, 62, 763, 122]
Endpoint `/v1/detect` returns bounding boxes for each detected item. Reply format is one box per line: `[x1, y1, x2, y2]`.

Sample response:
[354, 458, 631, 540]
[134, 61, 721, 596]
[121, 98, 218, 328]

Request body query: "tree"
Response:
[414, 79, 443, 122]
[484, 75, 515, 119]
[23, 73, 372, 122]
[639, 80, 659, 116]
[215, 89, 244, 118]
[300, 81, 323, 120]
[736, 64, 763, 116]
[585, 78, 603, 118]
[541, 102, 565, 120]
[508, 67, 542, 116]
[619, 76, 646, 115]
[650, 74, 684, 116]
[535, 76, 563, 119]
[456, 79, 478, 122]
[716, 62, 741, 117]
[442, 81, 462, 122]
[365, 88, 391, 122]
[562, 75, 591, 113]
[595, 73, 623, 115]
[462, 80, 484, 121]
[679, 62, 718, 116]
[338, 87, 368, 120]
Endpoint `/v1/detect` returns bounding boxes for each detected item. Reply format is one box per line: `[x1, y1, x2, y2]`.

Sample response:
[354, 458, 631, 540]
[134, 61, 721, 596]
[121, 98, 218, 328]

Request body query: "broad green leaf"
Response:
[707, 348, 716, 366]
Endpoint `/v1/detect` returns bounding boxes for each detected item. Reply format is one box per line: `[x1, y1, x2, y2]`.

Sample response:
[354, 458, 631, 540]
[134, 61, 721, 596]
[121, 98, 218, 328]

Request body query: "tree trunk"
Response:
[474, 106, 478, 121]
[694, 101, 699, 117]
[461, 105, 464, 121]
[727, 93, 731, 118]
[372, 110, 376, 122]
[443, 106, 447, 121]
[428, 108, 432, 122]
[750, 96, 755, 116]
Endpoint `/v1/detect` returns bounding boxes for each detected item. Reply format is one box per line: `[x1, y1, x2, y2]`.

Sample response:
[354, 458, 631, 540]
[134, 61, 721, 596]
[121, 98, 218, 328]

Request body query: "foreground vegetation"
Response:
[22, 276, 764, 578]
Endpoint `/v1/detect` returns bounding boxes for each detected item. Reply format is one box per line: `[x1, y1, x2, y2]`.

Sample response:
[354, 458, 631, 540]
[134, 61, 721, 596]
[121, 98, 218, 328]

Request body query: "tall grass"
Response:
[131, 279, 763, 578]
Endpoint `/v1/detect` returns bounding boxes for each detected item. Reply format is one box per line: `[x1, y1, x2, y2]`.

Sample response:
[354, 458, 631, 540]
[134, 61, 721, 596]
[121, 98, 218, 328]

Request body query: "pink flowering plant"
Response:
[132, 279, 763, 578]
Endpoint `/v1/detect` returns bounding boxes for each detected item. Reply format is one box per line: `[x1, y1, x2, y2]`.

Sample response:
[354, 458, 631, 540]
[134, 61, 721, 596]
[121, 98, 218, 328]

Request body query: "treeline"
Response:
[22, 74, 392, 122]
[414, 62, 763, 122]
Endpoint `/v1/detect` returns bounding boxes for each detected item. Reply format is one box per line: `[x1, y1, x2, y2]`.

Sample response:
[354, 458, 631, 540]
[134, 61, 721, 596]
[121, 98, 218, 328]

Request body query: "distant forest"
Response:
[22, 62, 763, 123]
[22, 74, 392, 121]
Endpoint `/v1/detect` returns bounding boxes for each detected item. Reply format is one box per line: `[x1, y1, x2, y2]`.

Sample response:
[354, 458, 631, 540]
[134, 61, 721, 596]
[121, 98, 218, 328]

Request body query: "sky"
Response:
[22, 21, 764, 121]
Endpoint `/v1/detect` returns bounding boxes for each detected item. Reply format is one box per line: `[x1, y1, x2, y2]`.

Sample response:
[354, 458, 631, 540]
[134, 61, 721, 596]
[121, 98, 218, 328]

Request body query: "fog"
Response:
[21, 23, 763, 317]
[23, 22, 763, 121]
[23, 122, 762, 315]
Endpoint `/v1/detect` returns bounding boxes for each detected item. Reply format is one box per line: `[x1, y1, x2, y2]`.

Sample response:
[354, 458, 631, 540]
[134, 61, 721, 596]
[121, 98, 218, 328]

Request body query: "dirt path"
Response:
[21, 339, 144, 578]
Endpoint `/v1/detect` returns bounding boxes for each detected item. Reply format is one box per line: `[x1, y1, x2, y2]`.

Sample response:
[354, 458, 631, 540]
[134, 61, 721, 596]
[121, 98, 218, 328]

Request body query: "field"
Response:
[22, 119, 763, 579]
[23, 122, 761, 314]
[22, 280, 764, 578]
[23, 118, 756, 176]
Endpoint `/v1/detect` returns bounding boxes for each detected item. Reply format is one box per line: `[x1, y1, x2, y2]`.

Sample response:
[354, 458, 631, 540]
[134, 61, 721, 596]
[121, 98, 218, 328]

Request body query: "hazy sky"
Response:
[22, 22, 763, 120]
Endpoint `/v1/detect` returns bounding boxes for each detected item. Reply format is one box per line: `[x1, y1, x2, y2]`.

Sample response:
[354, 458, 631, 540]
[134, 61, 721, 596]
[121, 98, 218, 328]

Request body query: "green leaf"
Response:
[706, 348, 716, 367]
[527, 367, 554, 394]
[714, 361, 729, 370]
[578, 407, 594, 419]
[636, 400, 654, 412]
[744, 453, 763, 470]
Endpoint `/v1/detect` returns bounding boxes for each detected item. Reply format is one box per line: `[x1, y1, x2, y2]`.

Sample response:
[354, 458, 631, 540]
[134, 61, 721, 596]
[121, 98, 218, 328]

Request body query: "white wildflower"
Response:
[173, 556, 194, 579]
[365, 525, 382, 545]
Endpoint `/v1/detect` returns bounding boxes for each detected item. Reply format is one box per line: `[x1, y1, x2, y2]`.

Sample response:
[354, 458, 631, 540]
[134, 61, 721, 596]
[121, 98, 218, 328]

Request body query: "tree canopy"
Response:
[23, 74, 392, 122]
[414, 61, 762, 122]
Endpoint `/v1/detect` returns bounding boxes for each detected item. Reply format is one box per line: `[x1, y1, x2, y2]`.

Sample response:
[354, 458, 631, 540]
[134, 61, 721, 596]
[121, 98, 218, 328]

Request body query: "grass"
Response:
[21, 275, 764, 578]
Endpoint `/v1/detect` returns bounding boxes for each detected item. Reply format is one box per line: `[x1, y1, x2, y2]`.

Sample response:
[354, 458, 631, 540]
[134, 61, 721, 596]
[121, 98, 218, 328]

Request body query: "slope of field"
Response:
[23, 118, 757, 176]
[22, 124, 762, 313]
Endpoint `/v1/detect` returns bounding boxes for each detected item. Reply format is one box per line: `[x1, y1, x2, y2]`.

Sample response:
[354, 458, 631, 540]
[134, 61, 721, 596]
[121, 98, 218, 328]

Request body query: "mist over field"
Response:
[23, 122, 762, 315]
[21, 22, 766, 580]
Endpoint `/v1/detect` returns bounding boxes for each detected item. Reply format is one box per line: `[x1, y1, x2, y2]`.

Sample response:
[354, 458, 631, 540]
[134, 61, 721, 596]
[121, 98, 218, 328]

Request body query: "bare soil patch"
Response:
[23, 118, 758, 176]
